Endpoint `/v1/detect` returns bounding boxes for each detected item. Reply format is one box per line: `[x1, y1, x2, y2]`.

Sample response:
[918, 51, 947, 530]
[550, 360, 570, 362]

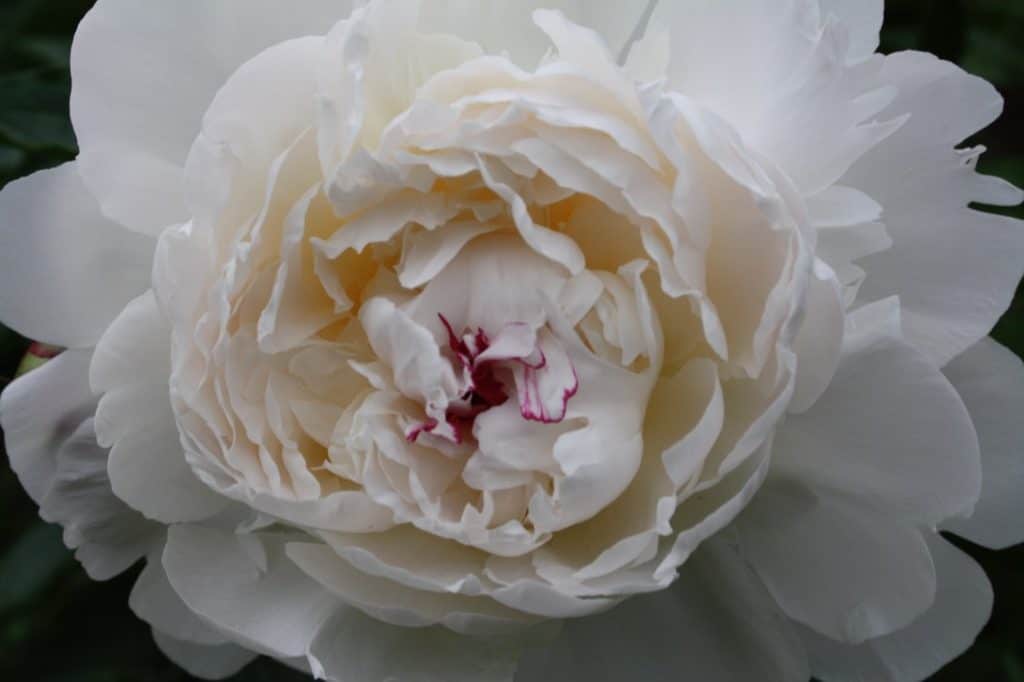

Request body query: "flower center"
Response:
[406, 314, 579, 445]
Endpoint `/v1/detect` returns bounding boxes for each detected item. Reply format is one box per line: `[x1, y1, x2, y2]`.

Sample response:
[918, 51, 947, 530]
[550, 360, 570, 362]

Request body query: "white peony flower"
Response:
[1, 1, 1022, 680]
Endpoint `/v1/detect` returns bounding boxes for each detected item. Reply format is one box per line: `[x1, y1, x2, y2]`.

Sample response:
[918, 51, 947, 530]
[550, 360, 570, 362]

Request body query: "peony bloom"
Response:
[2, 0, 1023, 679]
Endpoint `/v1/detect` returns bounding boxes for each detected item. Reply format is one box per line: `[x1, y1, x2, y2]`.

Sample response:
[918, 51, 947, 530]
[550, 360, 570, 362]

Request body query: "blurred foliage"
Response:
[0, 0, 1023, 680]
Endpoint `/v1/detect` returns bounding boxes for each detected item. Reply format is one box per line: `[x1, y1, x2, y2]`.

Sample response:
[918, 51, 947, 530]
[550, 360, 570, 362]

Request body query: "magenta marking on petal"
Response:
[439, 314, 461, 349]
[519, 358, 579, 424]
[431, 315, 578, 434]
[515, 346, 547, 371]
[474, 328, 490, 353]
[406, 418, 439, 443]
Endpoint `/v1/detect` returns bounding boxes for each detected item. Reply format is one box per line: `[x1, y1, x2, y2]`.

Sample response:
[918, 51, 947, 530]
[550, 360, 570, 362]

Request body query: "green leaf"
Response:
[0, 522, 74, 614]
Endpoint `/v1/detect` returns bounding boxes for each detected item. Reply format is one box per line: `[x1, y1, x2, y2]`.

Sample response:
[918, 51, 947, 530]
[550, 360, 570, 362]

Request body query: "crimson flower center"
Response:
[405, 314, 579, 445]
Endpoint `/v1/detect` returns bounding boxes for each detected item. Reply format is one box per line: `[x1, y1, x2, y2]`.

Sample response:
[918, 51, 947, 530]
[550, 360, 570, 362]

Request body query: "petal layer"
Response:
[0, 163, 153, 347]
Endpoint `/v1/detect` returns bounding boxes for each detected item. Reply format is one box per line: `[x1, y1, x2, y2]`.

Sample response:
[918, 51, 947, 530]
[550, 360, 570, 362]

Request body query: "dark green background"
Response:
[0, 1, 1022, 680]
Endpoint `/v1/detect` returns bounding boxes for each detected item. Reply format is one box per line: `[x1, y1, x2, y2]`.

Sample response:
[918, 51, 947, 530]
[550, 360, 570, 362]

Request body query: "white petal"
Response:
[318, 526, 488, 596]
[735, 478, 936, 644]
[0, 163, 153, 347]
[70, 0, 354, 233]
[1, 349, 94, 505]
[849, 51, 1024, 366]
[256, 187, 339, 354]
[651, 358, 724, 489]
[943, 338, 1024, 549]
[419, 0, 655, 69]
[286, 542, 537, 635]
[131, 557, 228, 646]
[1, 350, 158, 580]
[398, 222, 499, 289]
[800, 534, 992, 682]
[653, 0, 900, 195]
[228, 488, 396, 535]
[185, 37, 326, 237]
[806, 185, 883, 229]
[318, 1, 485, 165]
[90, 290, 170, 395]
[307, 607, 522, 682]
[531, 357, 724, 592]
[44, 419, 159, 580]
[403, 234, 569, 337]
[774, 305, 981, 524]
[152, 631, 256, 681]
[91, 292, 228, 524]
[511, 329, 578, 424]
[653, 441, 771, 585]
[789, 259, 844, 413]
[162, 526, 338, 659]
[315, 191, 458, 260]
[484, 556, 619, 618]
[477, 160, 586, 276]
[107, 399, 228, 524]
[516, 538, 809, 682]
[818, 0, 883, 61]
[360, 296, 459, 408]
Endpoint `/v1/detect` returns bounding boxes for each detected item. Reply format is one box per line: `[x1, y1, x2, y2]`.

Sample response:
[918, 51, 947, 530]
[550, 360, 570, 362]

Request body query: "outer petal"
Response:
[0, 163, 153, 348]
[94, 292, 228, 524]
[944, 338, 1024, 549]
[848, 51, 1024, 366]
[307, 607, 524, 682]
[2, 349, 94, 505]
[420, 0, 656, 68]
[286, 541, 539, 635]
[789, 259, 844, 413]
[735, 478, 937, 644]
[1, 350, 158, 579]
[162, 526, 338, 660]
[800, 534, 992, 682]
[152, 631, 256, 681]
[818, 0, 883, 61]
[130, 557, 230, 646]
[515, 537, 809, 681]
[43, 419, 160, 580]
[70, 0, 355, 233]
[773, 302, 981, 525]
[651, 0, 902, 195]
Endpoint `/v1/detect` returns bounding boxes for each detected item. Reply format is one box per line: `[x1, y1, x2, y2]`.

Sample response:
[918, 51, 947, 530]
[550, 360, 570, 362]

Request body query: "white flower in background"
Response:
[1, 0, 1023, 680]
